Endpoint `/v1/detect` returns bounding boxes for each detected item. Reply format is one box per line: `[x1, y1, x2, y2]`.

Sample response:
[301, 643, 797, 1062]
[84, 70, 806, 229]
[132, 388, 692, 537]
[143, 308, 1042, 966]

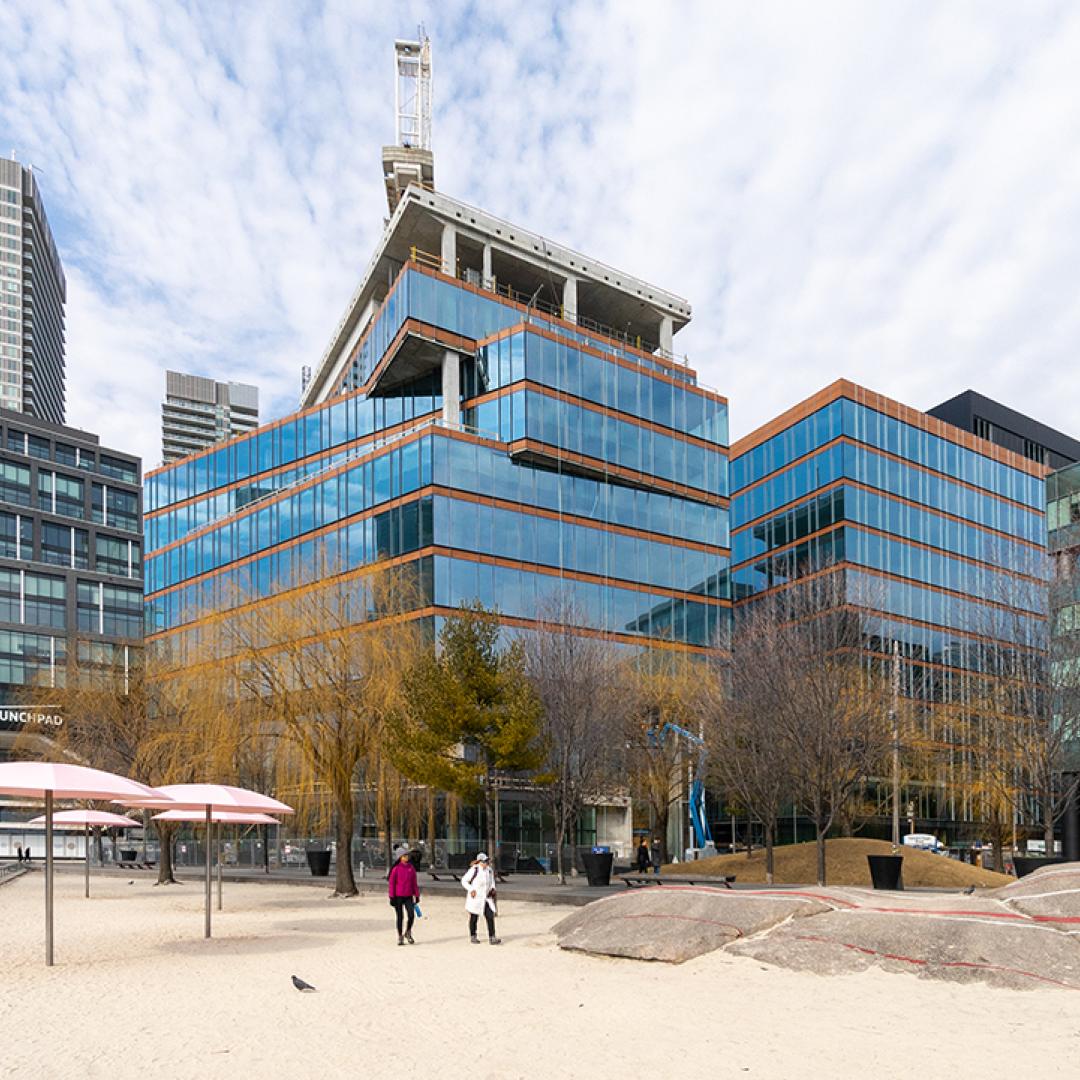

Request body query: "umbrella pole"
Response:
[204, 804, 212, 939]
[217, 822, 222, 911]
[85, 823, 90, 899]
[45, 790, 54, 966]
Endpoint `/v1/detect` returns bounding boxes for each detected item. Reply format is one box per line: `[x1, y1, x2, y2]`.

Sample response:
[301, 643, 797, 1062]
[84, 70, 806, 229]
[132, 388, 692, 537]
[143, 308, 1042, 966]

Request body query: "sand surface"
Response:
[3, 871, 1080, 1080]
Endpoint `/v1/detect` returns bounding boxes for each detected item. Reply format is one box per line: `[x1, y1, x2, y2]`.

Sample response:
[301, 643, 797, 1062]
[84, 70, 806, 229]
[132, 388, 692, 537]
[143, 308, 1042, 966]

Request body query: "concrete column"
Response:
[440, 223, 457, 277]
[482, 243, 493, 290]
[1064, 776, 1080, 862]
[441, 350, 460, 427]
[562, 275, 577, 324]
[658, 314, 674, 356]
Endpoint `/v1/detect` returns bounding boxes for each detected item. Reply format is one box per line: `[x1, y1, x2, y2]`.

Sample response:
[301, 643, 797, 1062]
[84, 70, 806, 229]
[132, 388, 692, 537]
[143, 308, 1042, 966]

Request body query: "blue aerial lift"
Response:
[648, 722, 714, 854]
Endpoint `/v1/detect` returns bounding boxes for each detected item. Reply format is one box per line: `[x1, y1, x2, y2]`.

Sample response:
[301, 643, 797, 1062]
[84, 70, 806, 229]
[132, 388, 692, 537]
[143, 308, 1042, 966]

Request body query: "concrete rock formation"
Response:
[555, 865, 1080, 991]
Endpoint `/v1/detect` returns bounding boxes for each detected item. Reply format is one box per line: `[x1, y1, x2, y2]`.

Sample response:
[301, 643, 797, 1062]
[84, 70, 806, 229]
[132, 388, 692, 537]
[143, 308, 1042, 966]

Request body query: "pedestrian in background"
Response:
[388, 848, 420, 946]
[463, 852, 500, 944]
[636, 838, 651, 874]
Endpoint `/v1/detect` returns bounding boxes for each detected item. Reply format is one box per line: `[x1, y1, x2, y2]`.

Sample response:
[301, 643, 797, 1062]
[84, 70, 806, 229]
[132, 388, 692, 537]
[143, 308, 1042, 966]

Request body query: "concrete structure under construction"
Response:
[143, 37, 728, 865]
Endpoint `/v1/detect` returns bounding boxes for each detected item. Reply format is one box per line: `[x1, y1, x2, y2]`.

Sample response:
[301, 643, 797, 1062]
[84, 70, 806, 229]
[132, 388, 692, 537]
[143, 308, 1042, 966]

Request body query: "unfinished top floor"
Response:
[300, 185, 693, 408]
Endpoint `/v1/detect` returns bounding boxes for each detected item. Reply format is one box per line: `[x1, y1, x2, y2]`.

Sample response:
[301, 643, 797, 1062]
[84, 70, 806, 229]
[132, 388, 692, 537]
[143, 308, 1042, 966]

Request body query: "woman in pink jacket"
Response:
[388, 849, 420, 946]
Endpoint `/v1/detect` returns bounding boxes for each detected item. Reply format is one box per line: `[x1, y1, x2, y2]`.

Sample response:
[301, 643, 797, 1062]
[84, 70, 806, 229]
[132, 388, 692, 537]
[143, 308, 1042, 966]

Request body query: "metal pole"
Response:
[85, 823, 90, 899]
[891, 640, 901, 847]
[45, 790, 54, 966]
[217, 823, 223, 911]
[204, 804, 212, 939]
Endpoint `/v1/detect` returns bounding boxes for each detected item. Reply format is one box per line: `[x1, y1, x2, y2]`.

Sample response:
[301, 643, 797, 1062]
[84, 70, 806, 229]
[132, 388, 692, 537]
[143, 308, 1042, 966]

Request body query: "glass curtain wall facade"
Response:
[0, 407, 142, 743]
[1048, 462, 1080, 854]
[731, 380, 1048, 832]
[144, 260, 731, 666]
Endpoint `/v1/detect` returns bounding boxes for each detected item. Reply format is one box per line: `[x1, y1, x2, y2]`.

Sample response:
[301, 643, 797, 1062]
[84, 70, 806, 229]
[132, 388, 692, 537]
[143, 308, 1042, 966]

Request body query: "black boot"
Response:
[405, 931, 415, 944]
[398, 934, 405, 946]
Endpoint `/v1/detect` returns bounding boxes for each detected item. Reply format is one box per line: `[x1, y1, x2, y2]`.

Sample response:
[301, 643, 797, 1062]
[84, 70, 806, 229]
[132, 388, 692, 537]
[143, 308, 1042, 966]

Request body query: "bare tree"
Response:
[706, 599, 794, 884]
[961, 544, 1080, 861]
[525, 600, 619, 884]
[766, 571, 892, 885]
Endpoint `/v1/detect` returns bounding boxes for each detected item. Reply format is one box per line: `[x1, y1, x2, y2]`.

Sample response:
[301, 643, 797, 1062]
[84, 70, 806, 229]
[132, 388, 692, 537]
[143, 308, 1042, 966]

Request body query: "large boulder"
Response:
[727, 903, 1080, 991]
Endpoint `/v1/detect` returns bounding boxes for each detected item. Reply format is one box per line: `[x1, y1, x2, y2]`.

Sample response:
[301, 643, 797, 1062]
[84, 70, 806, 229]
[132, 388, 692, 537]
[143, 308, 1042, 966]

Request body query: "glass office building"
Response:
[0, 407, 142, 750]
[731, 379, 1048, 831]
[1047, 461, 1080, 855]
[144, 189, 731, 678]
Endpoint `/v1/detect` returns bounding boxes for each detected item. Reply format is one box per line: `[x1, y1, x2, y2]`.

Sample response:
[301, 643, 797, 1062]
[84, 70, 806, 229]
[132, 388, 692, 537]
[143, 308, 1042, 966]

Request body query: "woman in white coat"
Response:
[462, 852, 501, 944]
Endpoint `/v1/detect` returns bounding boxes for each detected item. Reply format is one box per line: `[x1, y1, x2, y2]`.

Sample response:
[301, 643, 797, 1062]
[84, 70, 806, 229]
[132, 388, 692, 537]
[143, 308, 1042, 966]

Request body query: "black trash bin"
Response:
[120, 849, 138, 862]
[581, 849, 614, 887]
[1013, 856, 1065, 879]
[306, 849, 331, 877]
[867, 854, 904, 890]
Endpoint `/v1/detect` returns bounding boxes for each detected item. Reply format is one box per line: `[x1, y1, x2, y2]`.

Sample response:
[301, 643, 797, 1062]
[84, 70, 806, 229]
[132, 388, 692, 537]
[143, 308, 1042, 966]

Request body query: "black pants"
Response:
[392, 897, 415, 935]
[469, 909, 496, 938]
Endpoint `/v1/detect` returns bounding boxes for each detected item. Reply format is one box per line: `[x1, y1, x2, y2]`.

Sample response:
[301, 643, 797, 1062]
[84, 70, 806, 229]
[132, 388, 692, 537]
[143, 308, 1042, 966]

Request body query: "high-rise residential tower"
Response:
[0, 158, 66, 425]
[161, 370, 259, 463]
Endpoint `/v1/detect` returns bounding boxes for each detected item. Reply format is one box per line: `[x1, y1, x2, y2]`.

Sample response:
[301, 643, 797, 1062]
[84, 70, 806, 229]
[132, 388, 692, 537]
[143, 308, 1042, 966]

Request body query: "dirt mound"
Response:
[553, 886, 832, 963]
[662, 838, 1011, 888]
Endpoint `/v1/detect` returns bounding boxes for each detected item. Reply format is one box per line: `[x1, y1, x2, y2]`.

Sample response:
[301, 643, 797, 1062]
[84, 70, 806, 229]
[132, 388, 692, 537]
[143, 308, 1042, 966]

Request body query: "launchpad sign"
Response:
[0, 705, 64, 731]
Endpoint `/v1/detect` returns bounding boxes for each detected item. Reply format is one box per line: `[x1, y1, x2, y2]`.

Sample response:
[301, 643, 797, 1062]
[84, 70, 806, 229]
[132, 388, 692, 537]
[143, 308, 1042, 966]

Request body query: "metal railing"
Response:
[407, 246, 693, 370]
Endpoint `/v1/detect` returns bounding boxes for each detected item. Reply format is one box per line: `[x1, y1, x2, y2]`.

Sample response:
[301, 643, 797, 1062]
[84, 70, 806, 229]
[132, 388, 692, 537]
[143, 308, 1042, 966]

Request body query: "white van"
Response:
[902, 833, 943, 852]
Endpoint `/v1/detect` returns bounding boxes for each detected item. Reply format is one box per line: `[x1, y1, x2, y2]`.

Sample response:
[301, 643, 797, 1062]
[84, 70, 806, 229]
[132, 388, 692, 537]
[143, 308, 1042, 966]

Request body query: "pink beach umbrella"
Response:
[0, 762, 168, 965]
[120, 784, 293, 939]
[28, 809, 141, 900]
[151, 809, 283, 913]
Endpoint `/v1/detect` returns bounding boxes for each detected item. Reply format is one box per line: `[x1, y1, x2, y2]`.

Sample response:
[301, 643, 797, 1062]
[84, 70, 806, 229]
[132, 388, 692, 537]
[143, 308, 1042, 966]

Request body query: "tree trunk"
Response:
[816, 824, 827, 886]
[1045, 819, 1056, 859]
[333, 784, 358, 897]
[155, 823, 177, 885]
[764, 821, 775, 886]
[656, 805, 670, 865]
[483, 784, 494, 859]
[426, 789, 437, 869]
[554, 816, 567, 885]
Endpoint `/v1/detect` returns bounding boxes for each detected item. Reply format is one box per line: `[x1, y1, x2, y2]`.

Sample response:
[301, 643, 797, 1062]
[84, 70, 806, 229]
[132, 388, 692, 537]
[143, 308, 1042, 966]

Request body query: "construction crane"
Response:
[382, 31, 434, 212]
[648, 723, 714, 855]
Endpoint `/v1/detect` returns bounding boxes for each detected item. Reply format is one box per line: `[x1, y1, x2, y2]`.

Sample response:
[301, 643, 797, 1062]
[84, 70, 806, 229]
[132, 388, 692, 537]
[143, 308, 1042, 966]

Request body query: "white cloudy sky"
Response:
[2, 1, 1079, 468]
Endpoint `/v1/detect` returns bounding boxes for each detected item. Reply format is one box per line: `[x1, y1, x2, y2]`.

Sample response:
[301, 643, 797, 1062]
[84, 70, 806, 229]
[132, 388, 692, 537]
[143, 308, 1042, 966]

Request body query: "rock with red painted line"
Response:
[554, 887, 831, 964]
[989, 863, 1080, 921]
[728, 906, 1080, 991]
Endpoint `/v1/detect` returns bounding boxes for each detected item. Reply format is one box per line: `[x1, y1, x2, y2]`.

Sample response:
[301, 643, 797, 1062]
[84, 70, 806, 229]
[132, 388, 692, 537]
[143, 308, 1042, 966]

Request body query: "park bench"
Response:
[618, 873, 736, 889]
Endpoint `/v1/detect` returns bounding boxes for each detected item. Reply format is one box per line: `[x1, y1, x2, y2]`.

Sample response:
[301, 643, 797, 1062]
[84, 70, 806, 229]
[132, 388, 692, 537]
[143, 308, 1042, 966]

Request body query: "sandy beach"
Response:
[3, 872, 1079, 1080]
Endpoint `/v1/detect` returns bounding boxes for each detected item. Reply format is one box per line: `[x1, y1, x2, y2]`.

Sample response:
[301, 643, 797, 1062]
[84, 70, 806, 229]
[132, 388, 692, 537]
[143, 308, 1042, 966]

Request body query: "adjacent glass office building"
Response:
[1047, 461, 1080, 855]
[144, 189, 731, 680]
[0, 407, 142, 747]
[731, 380, 1048, 831]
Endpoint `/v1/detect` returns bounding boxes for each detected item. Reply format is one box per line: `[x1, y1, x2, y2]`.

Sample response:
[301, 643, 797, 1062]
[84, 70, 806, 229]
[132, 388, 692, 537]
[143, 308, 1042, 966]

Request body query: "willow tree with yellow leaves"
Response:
[26, 647, 213, 885]
[176, 560, 427, 897]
